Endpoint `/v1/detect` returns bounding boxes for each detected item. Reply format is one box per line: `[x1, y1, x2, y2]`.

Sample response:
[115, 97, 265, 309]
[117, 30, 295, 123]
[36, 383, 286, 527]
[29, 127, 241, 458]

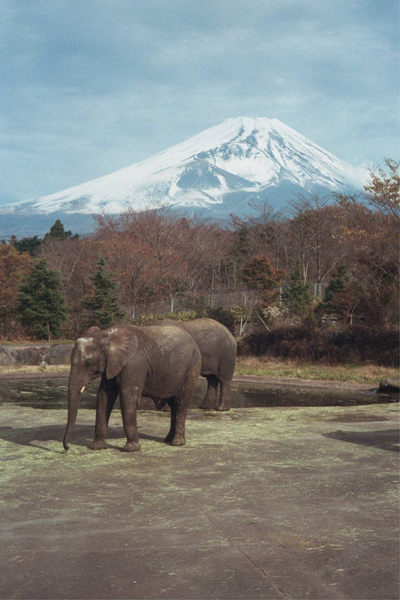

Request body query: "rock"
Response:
[47, 344, 72, 365]
[11, 347, 44, 366]
[0, 347, 15, 366]
[378, 378, 400, 394]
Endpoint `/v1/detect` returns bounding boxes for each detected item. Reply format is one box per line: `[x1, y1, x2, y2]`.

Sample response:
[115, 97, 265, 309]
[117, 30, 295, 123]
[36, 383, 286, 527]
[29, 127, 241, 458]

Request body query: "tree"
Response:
[287, 194, 342, 293]
[44, 219, 75, 241]
[17, 259, 67, 339]
[282, 261, 313, 318]
[11, 235, 42, 257]
[39, 236, 97, 337]
[336, 160, 399, 329]
[364, 158, 400, 219]
[241, 255, 284, 306]
[84, 257, 124, 328]
[321, 263, 357, 326]
[241, 255, 285, 331]
[0, 244, 32, 336]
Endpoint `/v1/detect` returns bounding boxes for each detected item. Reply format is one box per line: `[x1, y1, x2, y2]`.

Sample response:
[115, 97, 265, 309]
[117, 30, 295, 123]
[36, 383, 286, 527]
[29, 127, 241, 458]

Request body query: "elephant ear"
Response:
[102, 326, 141, 380]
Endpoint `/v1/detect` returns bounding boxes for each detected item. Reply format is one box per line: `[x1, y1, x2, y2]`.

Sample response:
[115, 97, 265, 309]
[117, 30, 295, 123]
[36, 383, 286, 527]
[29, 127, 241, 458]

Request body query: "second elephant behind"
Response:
[145, 318, 236, 411]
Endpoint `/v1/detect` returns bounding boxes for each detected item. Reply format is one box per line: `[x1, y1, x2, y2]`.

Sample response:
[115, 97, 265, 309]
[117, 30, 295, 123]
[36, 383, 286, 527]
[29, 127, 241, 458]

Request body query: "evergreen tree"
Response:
[282, 261, 313, 317]
[322, 263, 355, 324]
[44, 219, 75, 241]
[85, 257, 124, 328]
[17, 259, 67, 339]
[323, 263, 348, 312]
[11, 235, 42, 257]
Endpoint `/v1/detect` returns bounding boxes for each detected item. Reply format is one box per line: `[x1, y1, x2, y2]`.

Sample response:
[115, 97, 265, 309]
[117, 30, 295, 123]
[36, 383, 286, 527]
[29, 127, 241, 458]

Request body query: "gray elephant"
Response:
[144, 318, 237, 411]
[63, 324, 201, 452]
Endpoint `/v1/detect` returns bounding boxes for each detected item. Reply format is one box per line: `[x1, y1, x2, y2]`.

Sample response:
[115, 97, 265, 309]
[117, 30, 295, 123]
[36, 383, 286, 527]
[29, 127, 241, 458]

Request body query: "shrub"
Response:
[238, 325, 399, 367]
[205, 306, 235, 332]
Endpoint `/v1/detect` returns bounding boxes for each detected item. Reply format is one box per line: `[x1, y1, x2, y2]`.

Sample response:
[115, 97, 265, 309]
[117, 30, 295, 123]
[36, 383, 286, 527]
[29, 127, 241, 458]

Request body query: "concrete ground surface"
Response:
[0, 401, 399, 600]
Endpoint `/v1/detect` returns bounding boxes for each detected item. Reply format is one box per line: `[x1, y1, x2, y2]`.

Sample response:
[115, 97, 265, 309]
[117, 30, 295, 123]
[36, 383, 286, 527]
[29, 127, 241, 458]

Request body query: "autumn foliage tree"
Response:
[0, 243, 32, 336]
[2, 159, 398, 347]
[336, 159, 399, 329]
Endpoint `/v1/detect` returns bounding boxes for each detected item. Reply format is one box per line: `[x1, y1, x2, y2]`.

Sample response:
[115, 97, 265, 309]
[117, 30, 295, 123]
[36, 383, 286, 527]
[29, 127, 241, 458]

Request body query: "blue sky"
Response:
[1, 0, 398, 204]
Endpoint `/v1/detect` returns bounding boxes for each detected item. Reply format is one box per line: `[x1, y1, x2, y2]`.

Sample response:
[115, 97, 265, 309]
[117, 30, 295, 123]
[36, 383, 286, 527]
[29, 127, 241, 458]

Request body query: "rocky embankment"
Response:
[0, 343, 73, 367]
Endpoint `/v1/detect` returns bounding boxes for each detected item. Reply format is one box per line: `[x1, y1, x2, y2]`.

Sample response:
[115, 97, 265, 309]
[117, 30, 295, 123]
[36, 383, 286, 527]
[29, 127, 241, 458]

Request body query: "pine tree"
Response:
[17, 259, 67, 339]
[11, 235, 42, 257]
[282, 261, 313, 317]
[322, 263, 355, 324]
[44, 219, 75, 241]
[323, 264, 348, 312]
[85, 257, 124, 329]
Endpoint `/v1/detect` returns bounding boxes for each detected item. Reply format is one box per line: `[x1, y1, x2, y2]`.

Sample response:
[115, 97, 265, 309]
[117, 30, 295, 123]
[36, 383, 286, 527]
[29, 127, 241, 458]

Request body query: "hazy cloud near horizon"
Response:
[1, 0, 398, 203]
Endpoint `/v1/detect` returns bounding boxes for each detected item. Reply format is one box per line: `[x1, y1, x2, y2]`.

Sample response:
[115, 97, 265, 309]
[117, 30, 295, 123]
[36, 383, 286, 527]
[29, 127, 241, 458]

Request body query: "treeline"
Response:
[1, 160, 399, 364]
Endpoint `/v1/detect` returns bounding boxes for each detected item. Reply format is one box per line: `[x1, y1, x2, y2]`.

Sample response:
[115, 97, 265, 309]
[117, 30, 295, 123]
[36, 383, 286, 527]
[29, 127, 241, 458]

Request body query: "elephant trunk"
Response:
[63, 372, 85, 451]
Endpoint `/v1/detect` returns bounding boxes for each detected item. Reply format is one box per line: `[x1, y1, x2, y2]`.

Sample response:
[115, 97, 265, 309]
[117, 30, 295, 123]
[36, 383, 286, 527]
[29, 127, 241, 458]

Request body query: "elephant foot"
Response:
[165, 434, 186, 446]
[216, 404, 230, 412]
[89, 440, 108, 450]
[199, 402, 215, 410]
[122, 441, 141, 452]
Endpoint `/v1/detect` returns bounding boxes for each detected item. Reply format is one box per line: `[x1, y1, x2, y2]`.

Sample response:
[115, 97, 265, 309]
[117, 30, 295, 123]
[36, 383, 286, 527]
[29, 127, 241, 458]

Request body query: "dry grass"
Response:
[0, 364, 70, 376]
[235, 356, 399, 384]
[0, 357, 398, 385]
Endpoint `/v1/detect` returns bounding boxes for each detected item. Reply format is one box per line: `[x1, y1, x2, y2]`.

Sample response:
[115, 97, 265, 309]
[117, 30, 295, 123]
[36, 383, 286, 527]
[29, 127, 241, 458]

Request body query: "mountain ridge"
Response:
[3, 117, 367, 221]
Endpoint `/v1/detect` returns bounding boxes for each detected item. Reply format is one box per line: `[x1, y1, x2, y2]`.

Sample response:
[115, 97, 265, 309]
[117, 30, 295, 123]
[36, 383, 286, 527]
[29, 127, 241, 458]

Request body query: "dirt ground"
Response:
[0, 397, 399, 599]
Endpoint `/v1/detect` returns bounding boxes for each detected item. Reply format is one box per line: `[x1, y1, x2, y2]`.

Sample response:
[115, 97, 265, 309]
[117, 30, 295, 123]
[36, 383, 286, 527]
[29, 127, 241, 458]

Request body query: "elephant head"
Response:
[63, 325, 147, 450]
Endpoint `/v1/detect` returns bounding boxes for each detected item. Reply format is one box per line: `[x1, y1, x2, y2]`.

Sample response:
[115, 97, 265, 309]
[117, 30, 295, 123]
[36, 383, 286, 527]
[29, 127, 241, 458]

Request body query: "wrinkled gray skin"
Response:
[145, 318, 237, 411]
[63, 324, 201, 452]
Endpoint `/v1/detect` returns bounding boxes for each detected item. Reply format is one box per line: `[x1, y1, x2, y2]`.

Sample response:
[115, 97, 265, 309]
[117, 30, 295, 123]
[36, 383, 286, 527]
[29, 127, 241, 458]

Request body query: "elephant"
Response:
[144, 318, 237, 411]
[63, 323, 201, 452]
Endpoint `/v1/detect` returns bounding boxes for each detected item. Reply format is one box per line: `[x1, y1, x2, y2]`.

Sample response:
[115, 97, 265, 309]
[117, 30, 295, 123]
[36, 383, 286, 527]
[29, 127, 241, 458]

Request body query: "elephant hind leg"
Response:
[165, 395, 188, 446]
[164, 397, 179, 444]
[199, 374, 219, 410]
[165, 369, 199, 446]
[216, 379, 231, 411]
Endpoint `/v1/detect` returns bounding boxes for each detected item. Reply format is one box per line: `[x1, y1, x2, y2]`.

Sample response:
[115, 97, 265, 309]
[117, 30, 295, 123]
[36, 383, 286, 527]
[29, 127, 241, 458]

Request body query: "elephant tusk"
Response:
[80, 386, 85, 393]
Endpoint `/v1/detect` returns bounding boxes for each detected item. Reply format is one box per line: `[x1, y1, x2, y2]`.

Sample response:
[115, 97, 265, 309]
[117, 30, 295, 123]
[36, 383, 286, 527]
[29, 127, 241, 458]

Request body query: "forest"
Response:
[1, 159, 399, 366]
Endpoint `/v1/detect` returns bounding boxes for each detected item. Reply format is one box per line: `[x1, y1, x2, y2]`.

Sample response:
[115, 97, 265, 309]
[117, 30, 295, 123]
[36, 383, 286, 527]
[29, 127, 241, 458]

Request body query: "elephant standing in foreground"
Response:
[63, 324, 201, 452]
[145, 318, 237, 411]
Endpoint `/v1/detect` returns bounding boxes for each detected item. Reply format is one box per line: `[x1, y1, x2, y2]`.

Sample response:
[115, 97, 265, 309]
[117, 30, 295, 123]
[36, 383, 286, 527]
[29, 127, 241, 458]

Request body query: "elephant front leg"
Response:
[120, 387, 141, 452]
[89, 377, 118, 450]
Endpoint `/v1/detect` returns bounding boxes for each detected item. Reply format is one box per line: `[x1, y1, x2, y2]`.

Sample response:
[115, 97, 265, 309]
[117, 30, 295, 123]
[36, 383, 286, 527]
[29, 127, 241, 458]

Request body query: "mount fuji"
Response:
[2, 117, 366, 235]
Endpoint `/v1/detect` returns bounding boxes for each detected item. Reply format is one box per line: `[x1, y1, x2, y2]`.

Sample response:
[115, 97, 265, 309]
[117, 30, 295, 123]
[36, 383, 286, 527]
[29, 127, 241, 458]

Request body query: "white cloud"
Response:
[0, 0, 398, 203]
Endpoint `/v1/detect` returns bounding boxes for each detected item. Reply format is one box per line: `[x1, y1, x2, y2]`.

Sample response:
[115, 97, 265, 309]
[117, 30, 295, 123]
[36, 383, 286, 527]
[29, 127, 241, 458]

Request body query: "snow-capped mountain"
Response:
[6, 117, 366, 220]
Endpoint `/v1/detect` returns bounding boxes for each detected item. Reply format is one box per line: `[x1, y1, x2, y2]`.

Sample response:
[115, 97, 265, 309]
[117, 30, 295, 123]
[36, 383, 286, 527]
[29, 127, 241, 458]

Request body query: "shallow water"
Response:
[0, 378, 97, 410]
[0, 376, 392, 410]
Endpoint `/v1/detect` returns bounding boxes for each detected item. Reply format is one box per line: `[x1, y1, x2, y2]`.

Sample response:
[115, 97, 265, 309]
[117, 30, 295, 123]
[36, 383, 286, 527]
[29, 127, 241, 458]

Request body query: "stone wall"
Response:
[0, 344, 73, 367]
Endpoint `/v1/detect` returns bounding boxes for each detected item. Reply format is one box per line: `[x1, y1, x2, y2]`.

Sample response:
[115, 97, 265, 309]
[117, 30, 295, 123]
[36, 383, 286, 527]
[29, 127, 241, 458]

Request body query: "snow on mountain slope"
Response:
[8, 117, 367, 217]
